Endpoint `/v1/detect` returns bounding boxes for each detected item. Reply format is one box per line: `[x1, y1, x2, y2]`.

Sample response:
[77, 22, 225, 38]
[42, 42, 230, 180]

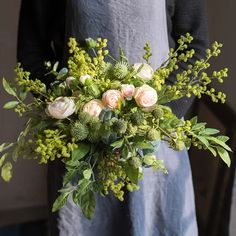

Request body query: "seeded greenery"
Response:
[0, 34, 231, 219]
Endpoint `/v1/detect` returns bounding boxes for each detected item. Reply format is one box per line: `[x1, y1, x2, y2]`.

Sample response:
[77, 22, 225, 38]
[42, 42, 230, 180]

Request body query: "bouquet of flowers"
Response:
[0, 33, 231, 219]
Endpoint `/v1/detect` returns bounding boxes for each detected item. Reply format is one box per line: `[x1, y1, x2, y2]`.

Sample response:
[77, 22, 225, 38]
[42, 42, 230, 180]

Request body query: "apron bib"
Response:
[56, 1, 198, 235]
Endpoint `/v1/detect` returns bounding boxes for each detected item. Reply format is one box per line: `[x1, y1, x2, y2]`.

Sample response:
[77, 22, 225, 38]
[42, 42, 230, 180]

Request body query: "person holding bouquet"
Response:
[17, 0, 208, 235]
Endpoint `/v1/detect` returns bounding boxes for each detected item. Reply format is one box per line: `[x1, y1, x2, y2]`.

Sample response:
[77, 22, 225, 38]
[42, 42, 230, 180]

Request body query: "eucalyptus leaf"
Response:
[3, 101, 19, 109]
[111, 139, 123, 148]
[192, 122, 206, 131]
[19, 89, 27, 101]
[80, 190, 96, 220]
[0, 153, 8, 167]
[135, 142, 153, 150]
[207, 146, 217, 157]
[63, 169, 78, 186]
[1, 162, 13, 182]
[196, 136, 209, 147]
[0, 143, 14, 153]
[217, 135, 230, 142]
[124, 164, 139, 184]
[56, 68, 68, 80]
[53, 61, 59, 72]
[207, 137, 232, 152]
[2, 78, 17, 97]
[200, 128, 220, 135]
[72, 143, 90, 161]
[216, 146, 231, 167]
[52, 192, 70, 212]
[190, 116, 198, 126]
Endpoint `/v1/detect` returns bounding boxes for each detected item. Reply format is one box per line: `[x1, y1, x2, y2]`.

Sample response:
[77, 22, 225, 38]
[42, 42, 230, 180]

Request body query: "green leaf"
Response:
[190, 116, 198, 126]
[0, 154, 8, 167]
[135, 142, 154, 150]
[53, 61, 59, 72]
[0, 143, 13, 153]
[216, 146, 231, 167]
[80, 190, 96, 219]
[207, 146, 217, 157]
[63, 169, 78, 186]
[19, 89, 27, 101]
[72, 143, 90, 161]
[207, 137, 232, 152]
[57, 68, 68, 80]
[201, 128, 220, 135]
[196, 136, 209, 147]
[217, 135, 230, 142]
[111, 139, 123, 148]
[3, 101, 19, 109]
[124, 164, 139, 184]
[122, 146, 129, 159]
[192, 122, 206, 131]
[52, 192, 70, 212]
[2, 78, 17, 97]
[1, 162, 13, 182]
[83, 169, 92, 180]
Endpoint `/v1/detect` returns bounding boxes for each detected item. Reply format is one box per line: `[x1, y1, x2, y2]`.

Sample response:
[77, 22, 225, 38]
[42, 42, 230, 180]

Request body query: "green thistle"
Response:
[78, 112, 92, 125]
[113, 62, 129, 79]
[152, 107, 164, 119]
[87, 131, 100, 143]
[113, 120, 127, 134]
[71, 122, 89, 141]
[147, 129, 160, 141]
[130, 112, 144, 126]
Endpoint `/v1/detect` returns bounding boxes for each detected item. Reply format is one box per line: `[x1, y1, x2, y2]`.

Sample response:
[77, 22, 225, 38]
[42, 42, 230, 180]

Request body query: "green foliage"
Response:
[71, 122, 89, 141]
[1, 161, 13, 182]
[143, 42, 152, 64]
[113, 62, 129, 79]
[0, 35, 232, 219]
[71, 143, 90, 161]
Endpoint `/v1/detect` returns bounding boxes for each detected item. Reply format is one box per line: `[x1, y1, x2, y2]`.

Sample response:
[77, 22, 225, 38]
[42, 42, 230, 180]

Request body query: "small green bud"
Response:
[175, 140, 185, 151]
[130, 112, 144, 125]
[113, 120, 127, 134]
[147, 129, 160, 141]
[152, 107, 164, 119]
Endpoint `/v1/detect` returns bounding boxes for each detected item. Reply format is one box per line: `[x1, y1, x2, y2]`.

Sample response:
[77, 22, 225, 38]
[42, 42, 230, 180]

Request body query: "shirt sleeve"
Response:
[17, 0, 65, 85]
[166, 0, 209, 118]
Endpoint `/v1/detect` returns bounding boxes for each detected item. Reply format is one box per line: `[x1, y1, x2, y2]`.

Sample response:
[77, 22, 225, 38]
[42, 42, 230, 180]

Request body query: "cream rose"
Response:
[134, 84, 158, 108]
[46, 97, 76, 119]
[83, 99, 105, 117]
[102, 90, 123, 109]
[121, 84, 135, 99]
[133, 63, 154, 81]
[79, 74, 91, 85]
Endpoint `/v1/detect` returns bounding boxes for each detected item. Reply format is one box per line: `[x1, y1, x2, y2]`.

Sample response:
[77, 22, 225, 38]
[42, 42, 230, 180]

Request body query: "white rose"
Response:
[121, 84, 135, 100]
[79, 74, 91, 85]
[65, 76, 76, 87]
[83, 99, 105, 117]
[102, 90, 123, 109]
[133, 63, 154, 81]
[134, 84, 158, 108]
[46, 97, 76, 119]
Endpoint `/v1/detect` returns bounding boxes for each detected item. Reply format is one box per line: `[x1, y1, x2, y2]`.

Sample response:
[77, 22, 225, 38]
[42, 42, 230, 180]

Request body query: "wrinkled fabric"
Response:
[57, 1, 198, 235]
[58, 142, 197, 236]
